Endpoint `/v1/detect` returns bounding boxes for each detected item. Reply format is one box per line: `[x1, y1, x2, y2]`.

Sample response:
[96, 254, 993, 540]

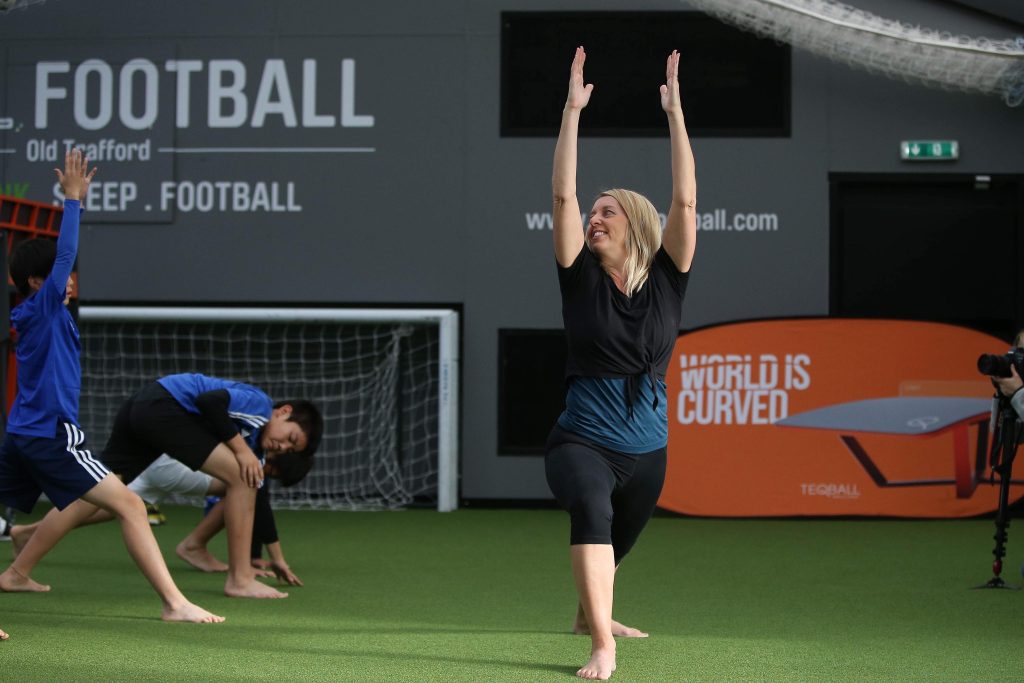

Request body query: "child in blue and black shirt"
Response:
[14, 371, 321, 600]
[100, 372, 321, 598]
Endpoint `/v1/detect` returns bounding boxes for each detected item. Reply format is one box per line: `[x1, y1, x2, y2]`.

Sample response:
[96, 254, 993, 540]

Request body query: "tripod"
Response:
[975, 396, 1023, 590]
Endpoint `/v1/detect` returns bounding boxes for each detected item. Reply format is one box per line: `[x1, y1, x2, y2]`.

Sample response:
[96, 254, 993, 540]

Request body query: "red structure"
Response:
[0, 195, 75, 415]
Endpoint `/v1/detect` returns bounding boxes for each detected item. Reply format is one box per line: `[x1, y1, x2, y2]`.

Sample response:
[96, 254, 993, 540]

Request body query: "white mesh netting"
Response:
[0, 0, 50, 15]
[685, 0, 1024, 106]
[77, 312, 442, 510]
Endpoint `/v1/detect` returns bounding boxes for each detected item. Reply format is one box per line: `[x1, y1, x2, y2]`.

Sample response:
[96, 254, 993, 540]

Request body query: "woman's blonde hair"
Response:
[600, 188, 662, 297]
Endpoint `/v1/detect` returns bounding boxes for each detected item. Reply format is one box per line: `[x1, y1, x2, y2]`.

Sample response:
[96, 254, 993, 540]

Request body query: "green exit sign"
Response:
[900, 140, 958, 161]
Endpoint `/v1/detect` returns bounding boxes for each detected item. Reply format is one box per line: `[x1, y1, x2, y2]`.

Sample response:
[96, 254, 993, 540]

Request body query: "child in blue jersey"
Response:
[14, 372, 321, 599]
[0, 150, 223, 627]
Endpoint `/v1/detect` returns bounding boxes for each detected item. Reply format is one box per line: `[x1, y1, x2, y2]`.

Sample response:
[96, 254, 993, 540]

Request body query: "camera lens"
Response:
[978, 353, 1013, 377]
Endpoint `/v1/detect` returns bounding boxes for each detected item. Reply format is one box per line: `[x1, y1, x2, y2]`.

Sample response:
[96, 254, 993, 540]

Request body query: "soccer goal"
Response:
[76, 306, 459, 512]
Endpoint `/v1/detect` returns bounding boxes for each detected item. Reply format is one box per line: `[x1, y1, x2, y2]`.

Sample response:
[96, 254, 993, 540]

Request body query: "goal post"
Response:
[77, 306, 460, 512]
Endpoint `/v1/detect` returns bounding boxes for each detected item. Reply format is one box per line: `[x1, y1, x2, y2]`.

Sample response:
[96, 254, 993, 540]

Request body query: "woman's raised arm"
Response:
[552, 46, 593, 267]
[660, 50, 697, 273]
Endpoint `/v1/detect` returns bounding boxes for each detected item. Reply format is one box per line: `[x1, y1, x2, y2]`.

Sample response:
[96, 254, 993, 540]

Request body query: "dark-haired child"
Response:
[12, 373, 321, 598]
[0, 150, 223, 626]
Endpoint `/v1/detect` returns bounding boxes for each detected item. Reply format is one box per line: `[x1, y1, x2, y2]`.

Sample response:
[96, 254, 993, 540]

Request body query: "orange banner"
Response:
[661, 319, 1021, 517]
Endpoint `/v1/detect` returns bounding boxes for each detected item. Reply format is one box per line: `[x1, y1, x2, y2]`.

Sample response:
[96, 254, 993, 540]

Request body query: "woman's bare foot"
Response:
[175, 540, 229, 573]
[576, 645, 616, 680]
[573, 611, 648, 638]
[224, 577, 288, 599]
[10, 525, 35, 559]
[162, 601, 225, 623]
[0, 566, 50, 592]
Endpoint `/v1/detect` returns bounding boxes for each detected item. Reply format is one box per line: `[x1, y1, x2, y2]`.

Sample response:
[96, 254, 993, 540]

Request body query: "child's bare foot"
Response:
[576, 646, 616, 680]
[10, 525, 34, 559]
[0, 627, 8, 640]
[162, 601, 225, 623]
[224, 577, 288, 599]
[175, 540, 228, 573]
[573, 613, 648, 638]
[0, 566, 50, 592]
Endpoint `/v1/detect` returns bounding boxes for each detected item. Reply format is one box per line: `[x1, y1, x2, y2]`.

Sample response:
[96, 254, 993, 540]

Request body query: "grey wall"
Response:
[1, 0, 1022, 498]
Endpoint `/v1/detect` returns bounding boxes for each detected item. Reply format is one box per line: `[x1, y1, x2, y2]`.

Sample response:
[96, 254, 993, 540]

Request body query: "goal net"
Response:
[76, 307, 459, 511]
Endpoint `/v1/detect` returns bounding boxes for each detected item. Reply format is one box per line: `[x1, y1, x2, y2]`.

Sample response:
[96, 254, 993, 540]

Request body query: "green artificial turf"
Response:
[1, 507, 1022, 682]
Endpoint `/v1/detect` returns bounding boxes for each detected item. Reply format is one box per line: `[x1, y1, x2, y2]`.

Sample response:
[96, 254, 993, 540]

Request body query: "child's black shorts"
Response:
[101, 382, 221, 484]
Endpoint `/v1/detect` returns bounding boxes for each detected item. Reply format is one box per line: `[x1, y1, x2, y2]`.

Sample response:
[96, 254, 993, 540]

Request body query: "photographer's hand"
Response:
[993, 365, 1023, 398]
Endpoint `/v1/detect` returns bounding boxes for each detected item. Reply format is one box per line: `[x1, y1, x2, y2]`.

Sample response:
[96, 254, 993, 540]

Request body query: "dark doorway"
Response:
[497, 329, 567, 454]
[830, 174, 1023, 342]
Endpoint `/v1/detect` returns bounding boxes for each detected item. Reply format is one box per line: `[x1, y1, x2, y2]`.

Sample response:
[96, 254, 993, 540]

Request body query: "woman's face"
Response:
[586, 195, 628, 265]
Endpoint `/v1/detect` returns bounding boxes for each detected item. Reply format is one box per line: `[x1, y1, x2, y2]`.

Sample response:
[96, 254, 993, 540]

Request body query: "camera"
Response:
[977, 347, 1024, 378]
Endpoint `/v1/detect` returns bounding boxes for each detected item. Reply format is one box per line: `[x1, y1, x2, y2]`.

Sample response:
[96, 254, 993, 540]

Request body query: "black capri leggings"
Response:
[544, 425, 667, 565]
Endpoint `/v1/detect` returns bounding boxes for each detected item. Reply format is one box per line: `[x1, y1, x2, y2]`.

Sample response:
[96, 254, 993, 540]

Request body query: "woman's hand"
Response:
[565, 46, 594, 111]
[660, 50, 682, 115]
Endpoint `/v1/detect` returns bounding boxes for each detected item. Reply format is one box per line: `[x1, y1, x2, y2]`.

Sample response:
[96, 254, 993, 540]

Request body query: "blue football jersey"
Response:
[156, 373, 273, 450]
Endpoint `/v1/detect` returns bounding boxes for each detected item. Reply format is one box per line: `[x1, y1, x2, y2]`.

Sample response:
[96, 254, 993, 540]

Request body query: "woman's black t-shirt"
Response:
[557, 244, 692, 448]
[557, 244, 690, 412]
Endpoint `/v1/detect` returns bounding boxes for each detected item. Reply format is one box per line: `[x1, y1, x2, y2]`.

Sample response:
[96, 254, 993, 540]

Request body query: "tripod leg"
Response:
[975, 408, 1020, 590]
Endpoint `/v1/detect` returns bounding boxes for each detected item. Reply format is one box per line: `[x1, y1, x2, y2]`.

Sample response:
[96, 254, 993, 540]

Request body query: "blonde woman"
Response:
[545, 47, 696, 680]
